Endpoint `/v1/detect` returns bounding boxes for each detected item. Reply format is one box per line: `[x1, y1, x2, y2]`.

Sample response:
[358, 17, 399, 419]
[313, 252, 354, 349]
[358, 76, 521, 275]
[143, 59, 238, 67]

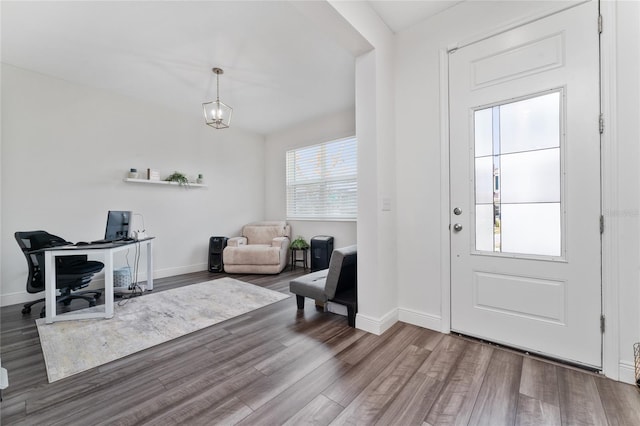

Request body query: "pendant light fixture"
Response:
[203, 67, 232, 129]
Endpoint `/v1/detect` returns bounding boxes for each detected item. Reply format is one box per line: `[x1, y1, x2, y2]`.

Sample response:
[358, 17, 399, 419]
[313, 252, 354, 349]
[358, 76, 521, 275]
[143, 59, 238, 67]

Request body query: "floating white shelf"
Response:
[123, 178, 208, 188]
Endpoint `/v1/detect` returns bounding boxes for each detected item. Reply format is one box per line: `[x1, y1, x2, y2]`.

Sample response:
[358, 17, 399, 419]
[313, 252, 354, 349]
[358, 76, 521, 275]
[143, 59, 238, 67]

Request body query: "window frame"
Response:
[285, 136, 357, 221]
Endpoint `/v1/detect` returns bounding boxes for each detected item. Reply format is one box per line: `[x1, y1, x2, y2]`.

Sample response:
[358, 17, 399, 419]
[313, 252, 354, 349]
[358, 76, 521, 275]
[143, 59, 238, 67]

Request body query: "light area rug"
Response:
[36, 277, 289, 383]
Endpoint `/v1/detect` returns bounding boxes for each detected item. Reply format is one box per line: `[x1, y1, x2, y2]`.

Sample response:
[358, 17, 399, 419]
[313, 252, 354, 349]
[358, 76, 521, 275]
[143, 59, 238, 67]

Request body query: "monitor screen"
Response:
[104, 211, 132, 241]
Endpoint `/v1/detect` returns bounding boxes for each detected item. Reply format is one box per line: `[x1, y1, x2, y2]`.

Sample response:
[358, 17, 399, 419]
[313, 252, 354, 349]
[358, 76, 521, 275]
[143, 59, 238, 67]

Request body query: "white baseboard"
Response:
[355, 308, 442, 336]
[398, 307, 442, 332]
[0, 263, 209, 307]
[153, 263, 207, 280]
[618, 360, 636, 385]
[355, 308, 398, 335]
[1, 290, 45, 307]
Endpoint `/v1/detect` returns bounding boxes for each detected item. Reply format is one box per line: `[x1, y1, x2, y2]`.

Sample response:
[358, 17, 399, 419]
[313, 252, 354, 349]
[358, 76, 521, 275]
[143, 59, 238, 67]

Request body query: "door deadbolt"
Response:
[453, 207, 462, 215]
[453, 223, 463, 232]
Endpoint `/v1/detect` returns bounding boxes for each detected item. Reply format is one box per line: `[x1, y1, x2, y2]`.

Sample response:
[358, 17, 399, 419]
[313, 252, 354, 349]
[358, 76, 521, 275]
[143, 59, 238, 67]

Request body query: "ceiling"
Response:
[369, 0, 465, 33]
[1, 1, 461, 136]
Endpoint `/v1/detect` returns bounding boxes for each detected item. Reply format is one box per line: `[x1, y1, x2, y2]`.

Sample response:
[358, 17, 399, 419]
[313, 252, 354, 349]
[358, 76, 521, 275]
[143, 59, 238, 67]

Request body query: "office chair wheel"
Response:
[21, 306, 31, 314]
[89, 300, 96, 307]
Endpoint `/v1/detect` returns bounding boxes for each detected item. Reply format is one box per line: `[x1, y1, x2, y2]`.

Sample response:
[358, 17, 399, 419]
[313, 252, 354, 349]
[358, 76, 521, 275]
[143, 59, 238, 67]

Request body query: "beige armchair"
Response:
[223, 221, 291, 274]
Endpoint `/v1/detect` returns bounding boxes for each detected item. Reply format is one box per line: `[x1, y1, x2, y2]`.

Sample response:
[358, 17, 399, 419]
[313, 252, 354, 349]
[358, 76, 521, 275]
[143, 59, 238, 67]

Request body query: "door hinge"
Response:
[598, 15, 603, 34]
[600, 215, 604, 234]
[599, 114, 605, 134]
[600, 314, 605, 333]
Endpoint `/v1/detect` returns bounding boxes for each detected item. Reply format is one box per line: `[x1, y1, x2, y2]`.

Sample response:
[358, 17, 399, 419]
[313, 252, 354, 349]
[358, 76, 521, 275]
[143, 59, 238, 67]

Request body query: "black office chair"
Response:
[15, 231, 105, 318]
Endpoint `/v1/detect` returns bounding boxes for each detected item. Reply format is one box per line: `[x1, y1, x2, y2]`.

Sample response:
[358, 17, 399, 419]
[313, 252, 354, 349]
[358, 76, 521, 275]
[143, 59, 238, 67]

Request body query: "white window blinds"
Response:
[286, 136, 357, 220]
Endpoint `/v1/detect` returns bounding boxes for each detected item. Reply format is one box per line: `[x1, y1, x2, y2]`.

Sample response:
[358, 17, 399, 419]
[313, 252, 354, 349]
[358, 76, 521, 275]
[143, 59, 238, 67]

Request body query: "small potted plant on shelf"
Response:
[165, 171, 190, 187]
[289, 236, 309, 250]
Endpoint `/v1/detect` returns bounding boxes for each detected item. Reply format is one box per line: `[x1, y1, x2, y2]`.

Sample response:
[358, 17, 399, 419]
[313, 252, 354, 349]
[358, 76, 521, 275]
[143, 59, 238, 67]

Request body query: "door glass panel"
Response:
[501, 203, 561, 256]
[475, 204, 496, 252]
[473, 91, 562, 256]
[475, 156, 494, 204]
[474, 108, 494, 157]
[501, 148, 560, 203]
[500, 92, 560, 154]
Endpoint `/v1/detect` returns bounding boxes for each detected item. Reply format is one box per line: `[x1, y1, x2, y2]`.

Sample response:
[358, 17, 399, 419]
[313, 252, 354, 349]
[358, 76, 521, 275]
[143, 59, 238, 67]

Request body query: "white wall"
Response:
[394, 0, 640, 383]
[1, 64, 265, 306]
[264, 109, 357, 249]
[330, 0, 398, 334]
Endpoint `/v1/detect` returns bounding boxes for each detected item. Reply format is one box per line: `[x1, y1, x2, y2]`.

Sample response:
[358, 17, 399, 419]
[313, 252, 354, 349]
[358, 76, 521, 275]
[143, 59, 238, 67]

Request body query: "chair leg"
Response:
[347, 305, 356, 328]
[22, 298, 45, 315]
[296, 295, 305, 309]
[75, 289, 102, 300]
[20, 292, 97, 317]
[68, 295, 96, 306]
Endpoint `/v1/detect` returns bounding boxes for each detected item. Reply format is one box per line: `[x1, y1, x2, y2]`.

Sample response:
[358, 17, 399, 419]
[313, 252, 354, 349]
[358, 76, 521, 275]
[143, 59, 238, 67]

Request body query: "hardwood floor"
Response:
[2, 270, 640, 425]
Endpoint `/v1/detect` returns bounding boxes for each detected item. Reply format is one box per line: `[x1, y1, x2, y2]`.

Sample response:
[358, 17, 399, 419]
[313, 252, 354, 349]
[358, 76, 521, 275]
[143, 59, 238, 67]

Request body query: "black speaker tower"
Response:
[208, 236, 228, 272]
[311, 235, 334, 272]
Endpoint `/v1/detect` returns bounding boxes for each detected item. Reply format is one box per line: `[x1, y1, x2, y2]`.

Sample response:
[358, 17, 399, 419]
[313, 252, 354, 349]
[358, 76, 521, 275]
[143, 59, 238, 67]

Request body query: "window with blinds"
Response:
[286, 136, 357, 220]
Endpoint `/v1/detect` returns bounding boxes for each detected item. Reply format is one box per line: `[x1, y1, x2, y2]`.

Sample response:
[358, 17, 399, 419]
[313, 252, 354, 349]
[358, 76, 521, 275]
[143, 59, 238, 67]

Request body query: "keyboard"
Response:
[90, 238, 132, 244]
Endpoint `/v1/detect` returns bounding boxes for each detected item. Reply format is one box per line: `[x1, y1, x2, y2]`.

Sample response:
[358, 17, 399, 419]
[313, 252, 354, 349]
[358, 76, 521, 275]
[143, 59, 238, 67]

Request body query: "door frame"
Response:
[438, 0, 620, 380]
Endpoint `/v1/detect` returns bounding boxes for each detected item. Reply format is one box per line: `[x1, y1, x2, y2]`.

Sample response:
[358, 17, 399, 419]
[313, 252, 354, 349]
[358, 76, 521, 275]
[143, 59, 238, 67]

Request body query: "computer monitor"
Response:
[104, 211, 132, 241]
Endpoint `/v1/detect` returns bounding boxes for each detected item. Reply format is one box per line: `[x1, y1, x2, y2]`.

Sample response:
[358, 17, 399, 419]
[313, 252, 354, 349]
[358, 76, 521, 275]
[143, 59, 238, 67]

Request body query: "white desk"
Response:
[43, 238, 154, 324]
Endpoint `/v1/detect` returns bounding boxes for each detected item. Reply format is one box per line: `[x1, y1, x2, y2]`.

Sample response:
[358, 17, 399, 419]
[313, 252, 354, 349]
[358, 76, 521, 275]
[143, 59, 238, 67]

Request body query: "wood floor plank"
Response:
[424, 340, 494, 425]
[235, 357, 350, 425]
[323, 323, 424, 407]
[27, 376, 167, 426]
[329, 342, 432, 425]
[137, 380, 256, 426]
[515, 394, 562, 426]
[335, 322, 405, 366]
[557, 367, 609, 425]
[194, 397, 255, 426]
[252, 316, 357, 376]
[159, 339, 286, 389]
[519, 357, 560, 406]
[233, 326, 364, 411]
[100, 326, 293, 425]
[3, 270, 640, 426]
[282, 394, 344, 426]
[99, 366, 263, 426]
[468, 348, 523, 425]
[375, 335, 467, 425]
[0, 398, 26, 425]
[595, 376, 640, 426]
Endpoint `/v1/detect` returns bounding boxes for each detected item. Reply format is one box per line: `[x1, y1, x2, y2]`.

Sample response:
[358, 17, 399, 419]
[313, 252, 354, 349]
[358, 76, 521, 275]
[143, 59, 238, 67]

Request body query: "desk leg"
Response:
[146, 239, 154, 291]
[45, 251, 57, 324]
[104, 250, 114, 319]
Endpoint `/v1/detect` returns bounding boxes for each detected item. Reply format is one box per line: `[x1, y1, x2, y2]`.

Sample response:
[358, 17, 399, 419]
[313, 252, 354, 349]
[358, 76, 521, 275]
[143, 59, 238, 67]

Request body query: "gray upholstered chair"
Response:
[289, 245, 357, 326]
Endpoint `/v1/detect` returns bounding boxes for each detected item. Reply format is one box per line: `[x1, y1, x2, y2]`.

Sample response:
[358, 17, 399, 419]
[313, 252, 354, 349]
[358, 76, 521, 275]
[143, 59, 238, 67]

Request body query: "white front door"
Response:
[449, 2, 601, 368]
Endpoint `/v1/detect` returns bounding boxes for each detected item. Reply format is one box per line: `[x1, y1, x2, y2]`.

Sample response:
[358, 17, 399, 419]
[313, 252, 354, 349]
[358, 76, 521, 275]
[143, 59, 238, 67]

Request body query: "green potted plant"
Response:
[165, 171, 190, 186]
[289, 235, 309, 250]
